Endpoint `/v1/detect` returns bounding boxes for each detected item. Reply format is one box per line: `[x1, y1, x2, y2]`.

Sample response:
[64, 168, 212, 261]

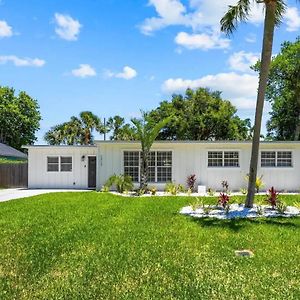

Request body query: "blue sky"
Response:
[0, 0, 299, 143]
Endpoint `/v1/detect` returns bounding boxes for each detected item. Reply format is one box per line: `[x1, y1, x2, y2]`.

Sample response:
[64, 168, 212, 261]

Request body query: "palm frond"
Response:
[274, 0, 287, 26]
[221, 0, 251, 35]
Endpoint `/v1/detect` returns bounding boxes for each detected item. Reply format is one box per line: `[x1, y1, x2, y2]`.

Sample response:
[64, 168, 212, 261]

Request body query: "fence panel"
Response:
[0, 163, 28, 188]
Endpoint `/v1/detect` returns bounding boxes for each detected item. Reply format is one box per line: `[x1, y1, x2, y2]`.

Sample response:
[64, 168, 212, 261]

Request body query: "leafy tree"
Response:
[0, 86, 41, 150]
[221, 0, 292, 207]
[253, 37, 300, 140]
[44, 111, 104, 145]
[106, 116, 137, 140]
[131, 113, 172, 190]
[148, 88, 251, 140]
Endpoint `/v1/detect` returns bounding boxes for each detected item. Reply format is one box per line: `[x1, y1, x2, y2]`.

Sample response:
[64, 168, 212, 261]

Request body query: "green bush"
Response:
[104, 174, 133, 193]
[165, 182, 185, 195]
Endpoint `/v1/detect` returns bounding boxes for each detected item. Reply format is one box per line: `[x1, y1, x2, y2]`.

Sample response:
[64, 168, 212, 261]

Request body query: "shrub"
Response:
[165, 182, 185, 195]
[150, 187, 157, 196]
[266, 186, 279, 209]
[101, 185, 110, 192]
[104, 174, 134, 194]
[190, 197, 201, 211]
[207, 188, 215, 197]
[240, 188, 247, 195]
[187, 174, 196, 191]
[276, 201, 287, 214]
[245, 174, 264, 193]
[218, 192, 230, 209]
[221, 180, 229, 193]
[256, 205, 264, 216]
[135, 188, 146, 196]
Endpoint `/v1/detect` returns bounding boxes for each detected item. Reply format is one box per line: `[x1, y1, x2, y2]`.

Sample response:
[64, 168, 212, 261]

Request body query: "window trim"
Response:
[46, 155, 73, 173]
[207, 150, 240, 168]
[260, 150, 293, 168]
[122, 149, 173, 183]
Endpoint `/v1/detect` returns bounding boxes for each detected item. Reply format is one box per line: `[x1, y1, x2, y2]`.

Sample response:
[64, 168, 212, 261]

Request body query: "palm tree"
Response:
[220, 0, 294, 208]
[131, 113, 172, 190]
[79, 111, 104, 145]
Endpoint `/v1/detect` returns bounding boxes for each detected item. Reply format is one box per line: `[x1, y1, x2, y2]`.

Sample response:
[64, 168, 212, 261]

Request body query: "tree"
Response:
[221, 0, 291, 208]
[131, 113, 172, 190]
[44, 111, 104, 145]
[148, 88, 252, 140]
[0, 86, 41, 150]
[252, 37, 300, 140]
[106, 116, 137, 140]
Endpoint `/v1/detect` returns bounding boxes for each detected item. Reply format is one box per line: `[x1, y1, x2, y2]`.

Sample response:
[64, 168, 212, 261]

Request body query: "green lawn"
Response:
[0, 193, 299, 299]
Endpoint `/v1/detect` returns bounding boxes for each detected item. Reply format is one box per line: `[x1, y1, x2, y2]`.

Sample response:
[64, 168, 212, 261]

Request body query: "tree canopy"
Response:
[44, 111, 105, 145]
[0, 86, 41, 151]
[148, 88, 251, 141]
[253, 37, 300, 140]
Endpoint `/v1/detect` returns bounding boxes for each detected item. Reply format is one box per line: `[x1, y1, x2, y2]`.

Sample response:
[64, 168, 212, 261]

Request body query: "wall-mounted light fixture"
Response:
[81, 155, 85, 162]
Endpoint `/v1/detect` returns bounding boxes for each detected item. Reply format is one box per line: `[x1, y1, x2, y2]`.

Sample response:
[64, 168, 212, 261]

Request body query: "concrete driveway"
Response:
[0, 188, 92, 202]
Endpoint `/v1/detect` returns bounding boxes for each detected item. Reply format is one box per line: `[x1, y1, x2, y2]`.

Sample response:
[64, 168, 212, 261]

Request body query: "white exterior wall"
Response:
[96, 142, 300, 192]
[27, 146, 97, 189]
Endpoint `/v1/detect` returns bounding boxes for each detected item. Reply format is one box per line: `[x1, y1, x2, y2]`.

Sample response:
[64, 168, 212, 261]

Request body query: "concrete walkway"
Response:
[0, 188, 92, 202]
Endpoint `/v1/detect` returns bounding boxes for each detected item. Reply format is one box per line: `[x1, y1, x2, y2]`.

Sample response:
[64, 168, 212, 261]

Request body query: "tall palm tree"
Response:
[220, 0, 295, 208]
[79, 111, 104, 145]
[132, 113, 172, 190]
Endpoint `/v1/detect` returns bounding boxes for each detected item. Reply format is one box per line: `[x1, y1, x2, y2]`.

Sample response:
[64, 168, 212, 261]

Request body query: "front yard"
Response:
[0, 192, 299, 299]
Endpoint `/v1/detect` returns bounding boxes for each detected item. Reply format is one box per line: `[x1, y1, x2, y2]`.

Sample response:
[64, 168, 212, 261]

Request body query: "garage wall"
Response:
[27, 146, 97, 189]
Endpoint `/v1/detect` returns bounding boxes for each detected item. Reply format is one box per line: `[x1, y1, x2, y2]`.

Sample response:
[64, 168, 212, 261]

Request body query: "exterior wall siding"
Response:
[26, 142, 300, 192]
[97, 142, 300, 192]
[28, 147, 97, 189]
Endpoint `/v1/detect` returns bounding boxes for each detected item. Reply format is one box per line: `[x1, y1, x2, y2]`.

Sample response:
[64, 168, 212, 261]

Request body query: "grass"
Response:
[0, 193, 299, 299]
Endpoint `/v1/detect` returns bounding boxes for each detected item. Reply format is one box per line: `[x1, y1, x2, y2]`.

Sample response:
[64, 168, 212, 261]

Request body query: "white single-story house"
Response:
[24, 141, 300, 192]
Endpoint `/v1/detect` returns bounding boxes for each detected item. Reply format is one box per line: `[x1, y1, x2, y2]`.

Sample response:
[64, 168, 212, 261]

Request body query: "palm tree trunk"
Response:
[140, 150, 149, 190]
[245, 1, 276, 208]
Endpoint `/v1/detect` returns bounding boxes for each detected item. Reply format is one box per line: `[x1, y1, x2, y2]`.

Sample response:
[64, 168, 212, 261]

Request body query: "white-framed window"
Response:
[60, 156, 72, 172]
[47, 156, 72, 172]
[124, 151, 139, 182]
[123, 150, 172, 182]
[261, 151, 292, 167]
[47, 156, 59, 172]
[208, 151, 239, 167]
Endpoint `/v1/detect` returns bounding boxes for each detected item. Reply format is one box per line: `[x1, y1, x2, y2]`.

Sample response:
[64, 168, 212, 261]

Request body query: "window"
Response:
[277, 151, 292, 167]
[157, 151, 172, 182]
[60, 156, 72, 172]
[208, 151, 223, 167]
[124, 151, 139, 182]
[47, 156, 59, 172]
[124, 151, 172, 182]
[208, 151, 239, 167]
[261, 151, 292, 167]
[261, 151, 276, 167]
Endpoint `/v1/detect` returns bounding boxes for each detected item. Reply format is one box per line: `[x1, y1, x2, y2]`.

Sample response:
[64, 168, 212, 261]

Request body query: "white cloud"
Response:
[106, 66, 137, 80]
[71, 64, 96, 78]
[0, 55, 45, 67]
[285, 7, 300, 32]
[140, 0, 264, 35]
[54, 13, 81, 41]
[162, 72, 259, 109]
[0, 20, 13, 37]
[245, 33, 256, 43]
[175, 31, 230, 50]
[228, 51, 260, 72]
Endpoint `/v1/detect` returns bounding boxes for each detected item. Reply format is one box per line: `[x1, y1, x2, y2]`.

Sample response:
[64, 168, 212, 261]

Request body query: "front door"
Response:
[88, 156, 97, 189]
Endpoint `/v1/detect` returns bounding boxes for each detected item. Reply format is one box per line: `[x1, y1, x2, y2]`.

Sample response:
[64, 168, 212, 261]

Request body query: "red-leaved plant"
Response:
[266, 186, 279, 209]
[218, 192, 230, 208]
[187, 174, 196, 191]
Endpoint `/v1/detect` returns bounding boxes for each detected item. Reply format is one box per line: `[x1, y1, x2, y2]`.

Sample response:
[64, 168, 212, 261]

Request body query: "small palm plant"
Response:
[131, 112, 172, 190]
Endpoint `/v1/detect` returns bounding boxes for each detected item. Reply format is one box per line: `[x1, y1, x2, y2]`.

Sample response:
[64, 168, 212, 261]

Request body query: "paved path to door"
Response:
[0, 188, 91, 202]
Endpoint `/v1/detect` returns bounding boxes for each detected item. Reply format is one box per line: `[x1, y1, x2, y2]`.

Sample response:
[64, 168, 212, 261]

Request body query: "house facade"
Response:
[25, 141, 300, 192]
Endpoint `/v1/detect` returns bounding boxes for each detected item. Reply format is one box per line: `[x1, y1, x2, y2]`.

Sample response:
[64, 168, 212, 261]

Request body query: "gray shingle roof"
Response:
[0, 143, 27, 159]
